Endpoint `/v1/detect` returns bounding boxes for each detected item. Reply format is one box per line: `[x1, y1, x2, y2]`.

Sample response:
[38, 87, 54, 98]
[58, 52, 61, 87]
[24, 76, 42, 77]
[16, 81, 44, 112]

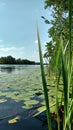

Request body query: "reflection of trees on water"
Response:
[0, 66, 15, 73]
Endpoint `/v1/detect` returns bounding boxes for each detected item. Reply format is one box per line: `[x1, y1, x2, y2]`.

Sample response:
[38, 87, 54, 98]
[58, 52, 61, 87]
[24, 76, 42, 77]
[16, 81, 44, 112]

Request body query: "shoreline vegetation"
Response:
[0, 55, 45, 65]
[37, 0, 73, 129]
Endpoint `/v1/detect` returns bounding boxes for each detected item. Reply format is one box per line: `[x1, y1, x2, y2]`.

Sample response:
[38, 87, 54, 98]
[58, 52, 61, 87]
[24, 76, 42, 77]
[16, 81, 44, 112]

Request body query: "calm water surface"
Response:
[0, 65, 45, 118]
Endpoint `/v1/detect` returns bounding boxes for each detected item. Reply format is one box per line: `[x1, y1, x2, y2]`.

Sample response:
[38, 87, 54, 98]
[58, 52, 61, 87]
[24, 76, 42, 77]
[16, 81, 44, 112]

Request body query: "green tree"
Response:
[0, 57, 6, 64]
[0, 56, 35, 64]
[6, 56, 16, 64]
[43, 0, 73, 66]
[16, 58, 22, 64]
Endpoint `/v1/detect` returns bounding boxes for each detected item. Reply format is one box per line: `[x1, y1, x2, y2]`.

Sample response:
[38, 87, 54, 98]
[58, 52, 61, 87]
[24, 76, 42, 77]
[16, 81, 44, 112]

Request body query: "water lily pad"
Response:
[8, 116, 20, 124]
[0, 99, 7, 103]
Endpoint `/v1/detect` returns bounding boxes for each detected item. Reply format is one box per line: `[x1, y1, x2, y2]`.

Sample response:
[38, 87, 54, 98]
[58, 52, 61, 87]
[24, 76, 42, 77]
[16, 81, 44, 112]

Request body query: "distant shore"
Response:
[0, 56, 47, 65]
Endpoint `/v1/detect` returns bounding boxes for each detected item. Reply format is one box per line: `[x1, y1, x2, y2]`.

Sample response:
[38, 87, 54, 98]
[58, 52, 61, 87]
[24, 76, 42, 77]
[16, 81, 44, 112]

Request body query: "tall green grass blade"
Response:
[61, 35, 72, 129]
[60, 36, 69, 129]
[68, 0, 72, 118]
[37, 25, 52, 130]
[68, 0, 72, 129]
[55, 40, 62, 130]
[56, 71, 61, 130]
[68, 0, 72, 66]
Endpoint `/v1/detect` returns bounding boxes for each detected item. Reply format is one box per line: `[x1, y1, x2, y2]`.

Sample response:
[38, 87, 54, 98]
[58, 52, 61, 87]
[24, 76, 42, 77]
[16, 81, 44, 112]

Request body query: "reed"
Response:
[37, 25, 52, 130]
[37, 0, 72, 129]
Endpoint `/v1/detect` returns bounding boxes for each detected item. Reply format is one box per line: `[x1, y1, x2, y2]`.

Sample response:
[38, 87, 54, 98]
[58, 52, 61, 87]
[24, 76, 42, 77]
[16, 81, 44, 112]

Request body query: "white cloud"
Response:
[34, 40, 38, 44]
[0, 47, 24, 52]
[44, 42, 46, 45]
[29, 51, 39, 62]
[34, 40, 47, 46]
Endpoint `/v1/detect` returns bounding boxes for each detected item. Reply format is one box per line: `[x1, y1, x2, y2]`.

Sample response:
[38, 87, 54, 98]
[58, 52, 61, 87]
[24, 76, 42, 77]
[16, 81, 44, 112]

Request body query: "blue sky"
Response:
[0, 0, 52, 62]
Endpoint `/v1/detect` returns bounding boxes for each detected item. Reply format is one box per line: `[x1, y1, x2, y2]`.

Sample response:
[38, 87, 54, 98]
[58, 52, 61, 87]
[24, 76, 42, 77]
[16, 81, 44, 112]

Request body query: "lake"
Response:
[0, 64, 58, 119]
[0, 64, 45, 118]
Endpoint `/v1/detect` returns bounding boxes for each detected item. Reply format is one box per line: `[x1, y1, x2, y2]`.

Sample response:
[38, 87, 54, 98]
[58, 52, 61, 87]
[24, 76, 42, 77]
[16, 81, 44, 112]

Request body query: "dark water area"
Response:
[0, 64, 38, 74]
[0, 65, 15, 73]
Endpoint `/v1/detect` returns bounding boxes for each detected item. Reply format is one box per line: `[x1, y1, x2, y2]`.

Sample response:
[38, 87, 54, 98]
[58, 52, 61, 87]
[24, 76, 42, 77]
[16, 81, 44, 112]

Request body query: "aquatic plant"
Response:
[37, 0, 72, 129]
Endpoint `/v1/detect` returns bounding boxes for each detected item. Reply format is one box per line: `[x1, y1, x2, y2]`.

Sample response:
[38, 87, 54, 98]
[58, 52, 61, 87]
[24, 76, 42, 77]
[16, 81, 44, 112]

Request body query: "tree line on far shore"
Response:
[0, 56, 38, 64]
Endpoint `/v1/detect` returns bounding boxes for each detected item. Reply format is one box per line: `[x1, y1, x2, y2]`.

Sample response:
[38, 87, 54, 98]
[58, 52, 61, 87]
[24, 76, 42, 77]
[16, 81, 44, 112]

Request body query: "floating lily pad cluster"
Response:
[0, 65, 44, 110]
[0, 65, 63, 116]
